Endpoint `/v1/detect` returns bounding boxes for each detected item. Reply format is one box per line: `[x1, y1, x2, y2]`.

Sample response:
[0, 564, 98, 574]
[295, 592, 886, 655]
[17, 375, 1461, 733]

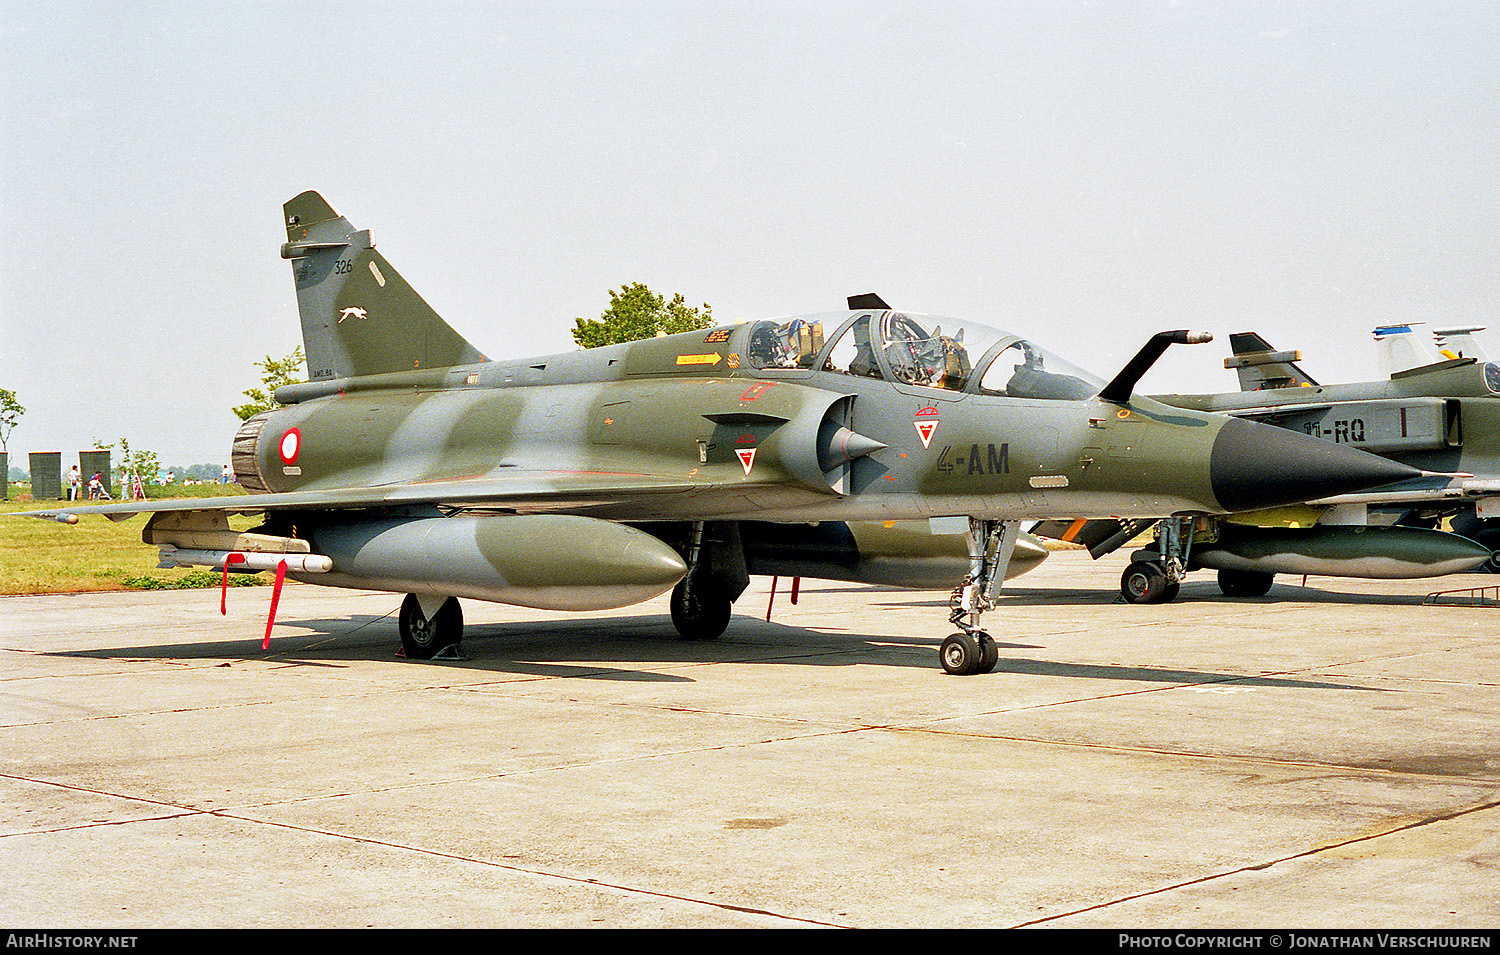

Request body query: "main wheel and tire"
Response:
[1120, 563, 1172, 604]
[670, 577, 732, 639]
[399, 594, 463, 660]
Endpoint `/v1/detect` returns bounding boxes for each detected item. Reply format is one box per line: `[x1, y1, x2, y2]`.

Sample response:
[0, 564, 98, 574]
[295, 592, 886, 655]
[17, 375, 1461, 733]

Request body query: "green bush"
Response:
[122, 570, 267, 590]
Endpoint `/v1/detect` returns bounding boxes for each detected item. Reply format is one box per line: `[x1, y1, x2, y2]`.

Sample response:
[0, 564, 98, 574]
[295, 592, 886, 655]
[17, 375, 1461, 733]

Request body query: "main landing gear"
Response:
[671, 576, 731, 639]
[669, 521, 744, 640]
[941, 518, 1020, 675]
[1118, 514, 1196, 604]
[399, 593, 464, 660]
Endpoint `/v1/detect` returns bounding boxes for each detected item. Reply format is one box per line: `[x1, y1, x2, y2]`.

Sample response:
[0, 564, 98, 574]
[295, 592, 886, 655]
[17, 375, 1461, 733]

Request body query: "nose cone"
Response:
[1209, 416, 1421, 513]
[818, 425, 888, 471]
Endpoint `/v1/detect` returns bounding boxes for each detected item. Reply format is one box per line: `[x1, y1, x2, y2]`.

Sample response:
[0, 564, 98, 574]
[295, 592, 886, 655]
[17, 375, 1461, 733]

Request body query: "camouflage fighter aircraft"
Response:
[20, 192, 1423, 674]
[1035, 330, 1500, 595]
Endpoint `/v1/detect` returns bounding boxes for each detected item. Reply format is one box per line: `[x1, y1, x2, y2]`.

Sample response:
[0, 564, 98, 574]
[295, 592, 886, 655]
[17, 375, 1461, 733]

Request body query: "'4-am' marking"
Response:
[935, 443, 1009, 475]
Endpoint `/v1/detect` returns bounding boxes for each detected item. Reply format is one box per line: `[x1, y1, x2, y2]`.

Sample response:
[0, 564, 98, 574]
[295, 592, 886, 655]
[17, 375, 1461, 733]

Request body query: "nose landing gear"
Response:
[941, 518, 1020, 675]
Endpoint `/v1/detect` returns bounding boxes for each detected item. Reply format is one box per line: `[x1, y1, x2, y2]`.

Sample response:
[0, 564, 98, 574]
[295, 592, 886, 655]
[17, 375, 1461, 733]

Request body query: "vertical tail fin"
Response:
[281, 191, 486, 381]
[1372, 324, 1440, 378]
[1224, 332, 1319, 391]
[1432, 326, 1490, 362]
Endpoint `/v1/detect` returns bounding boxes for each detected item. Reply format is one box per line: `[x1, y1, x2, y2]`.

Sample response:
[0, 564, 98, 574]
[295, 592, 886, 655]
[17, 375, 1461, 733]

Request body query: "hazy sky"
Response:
[3, 0, 1497, 465]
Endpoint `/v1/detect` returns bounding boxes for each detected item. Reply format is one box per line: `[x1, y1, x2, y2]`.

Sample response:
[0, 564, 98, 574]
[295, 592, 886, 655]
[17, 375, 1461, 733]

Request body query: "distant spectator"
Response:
[67, 465, 81, 501]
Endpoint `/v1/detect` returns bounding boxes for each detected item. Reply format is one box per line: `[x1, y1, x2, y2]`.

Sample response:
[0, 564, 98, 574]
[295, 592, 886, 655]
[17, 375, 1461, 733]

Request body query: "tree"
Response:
[93, 437, 160, 493]
[571, 283, 713, 349]
[122, 442, 161, 490]
[0, 388, 22, 452]
[234, 346, 306, 421]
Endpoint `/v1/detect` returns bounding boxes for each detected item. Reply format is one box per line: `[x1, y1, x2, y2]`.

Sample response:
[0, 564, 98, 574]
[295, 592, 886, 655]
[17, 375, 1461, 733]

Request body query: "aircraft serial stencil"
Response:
[20, 192, 1419, 674]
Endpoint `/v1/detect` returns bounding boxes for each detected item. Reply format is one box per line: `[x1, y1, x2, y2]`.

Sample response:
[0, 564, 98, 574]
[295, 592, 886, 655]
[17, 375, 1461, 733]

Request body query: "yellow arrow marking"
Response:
[676, 352, 723, 366]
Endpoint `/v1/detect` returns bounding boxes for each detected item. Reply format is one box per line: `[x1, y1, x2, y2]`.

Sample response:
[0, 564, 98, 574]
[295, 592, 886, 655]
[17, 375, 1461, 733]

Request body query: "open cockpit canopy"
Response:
[745, 311, 1104, 400]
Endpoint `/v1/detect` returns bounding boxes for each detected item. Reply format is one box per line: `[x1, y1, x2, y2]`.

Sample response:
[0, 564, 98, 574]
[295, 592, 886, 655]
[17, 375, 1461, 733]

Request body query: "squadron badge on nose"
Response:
[914, 406, 939, 449]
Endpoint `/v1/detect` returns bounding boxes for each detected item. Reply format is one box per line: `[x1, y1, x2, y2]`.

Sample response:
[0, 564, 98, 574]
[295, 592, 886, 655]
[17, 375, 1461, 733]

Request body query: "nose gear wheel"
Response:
[940, 519, 1018, 674]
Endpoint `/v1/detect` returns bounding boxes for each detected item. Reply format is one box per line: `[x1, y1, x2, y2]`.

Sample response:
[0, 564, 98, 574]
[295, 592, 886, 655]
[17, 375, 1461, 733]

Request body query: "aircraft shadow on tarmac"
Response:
[984, 657, 1380, 692]
[47, 609, 1381, 692]
[879, 581, 1443, 608]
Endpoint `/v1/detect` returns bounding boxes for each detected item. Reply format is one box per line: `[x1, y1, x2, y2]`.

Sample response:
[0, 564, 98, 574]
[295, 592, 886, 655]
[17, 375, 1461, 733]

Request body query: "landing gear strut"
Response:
[942, 519, 1019, 675]
[1119, 514, 1196, 604]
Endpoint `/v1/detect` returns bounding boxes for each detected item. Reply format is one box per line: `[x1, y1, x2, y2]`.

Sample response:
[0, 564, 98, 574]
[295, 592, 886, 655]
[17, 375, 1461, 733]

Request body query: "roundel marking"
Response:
[279, 428, 302, 465]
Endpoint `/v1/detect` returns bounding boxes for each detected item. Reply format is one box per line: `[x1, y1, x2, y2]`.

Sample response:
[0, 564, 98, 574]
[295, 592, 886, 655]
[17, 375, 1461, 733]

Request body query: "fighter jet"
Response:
[1036, 330, 1500, 596]
[18, 192, 1421, 674]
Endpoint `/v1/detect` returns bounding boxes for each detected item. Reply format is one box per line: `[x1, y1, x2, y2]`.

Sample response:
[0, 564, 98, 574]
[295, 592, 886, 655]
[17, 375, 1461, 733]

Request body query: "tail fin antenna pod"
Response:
[282, 191, 485, 381]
